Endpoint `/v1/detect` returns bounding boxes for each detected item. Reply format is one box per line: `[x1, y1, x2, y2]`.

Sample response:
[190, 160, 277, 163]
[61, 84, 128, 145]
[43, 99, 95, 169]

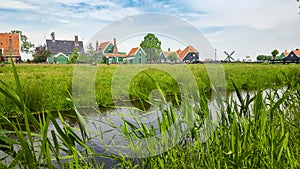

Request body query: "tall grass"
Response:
[128, 83, 300, 168]
[0, 62, 300, 168]
[0, 61, 104, 168]
[1, 64, 300, 114]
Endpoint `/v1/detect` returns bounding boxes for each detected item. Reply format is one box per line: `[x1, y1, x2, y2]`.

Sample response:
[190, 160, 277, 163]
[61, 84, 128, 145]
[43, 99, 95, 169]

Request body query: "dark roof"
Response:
[46, 39, 84, 54]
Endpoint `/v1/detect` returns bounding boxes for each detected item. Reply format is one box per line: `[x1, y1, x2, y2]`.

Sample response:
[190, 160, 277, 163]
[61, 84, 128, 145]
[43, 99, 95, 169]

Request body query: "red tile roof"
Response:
[177, 45, 198, 61]
[0, 33, 21, 57]
[293, 49, 300, 57]
[98, 41, 110, 53]
[283, 51, 289, 56]
[128, 47, 139, 56]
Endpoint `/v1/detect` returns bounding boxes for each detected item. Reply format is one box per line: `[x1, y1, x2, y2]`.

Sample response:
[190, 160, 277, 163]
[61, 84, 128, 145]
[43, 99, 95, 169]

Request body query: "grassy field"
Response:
[0, 63, 299, 114]
[0, 63, 300, 168]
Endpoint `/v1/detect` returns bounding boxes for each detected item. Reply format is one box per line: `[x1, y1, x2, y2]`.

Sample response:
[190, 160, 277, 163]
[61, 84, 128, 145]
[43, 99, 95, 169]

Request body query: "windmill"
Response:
[224, 51, 235, 62]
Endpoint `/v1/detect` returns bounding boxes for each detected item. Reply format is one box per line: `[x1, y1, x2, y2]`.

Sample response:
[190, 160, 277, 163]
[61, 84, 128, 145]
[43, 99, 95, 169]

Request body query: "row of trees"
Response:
[257, 49, 279, 61]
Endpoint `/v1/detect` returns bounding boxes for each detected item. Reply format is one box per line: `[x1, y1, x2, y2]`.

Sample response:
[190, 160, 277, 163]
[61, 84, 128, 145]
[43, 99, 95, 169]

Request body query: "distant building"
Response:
[46, 32, 84, 64]
[204, 58, 214, 63]
[283, 49, 300, 64]
[0, 33, 21, 62]
[126, 47, 147, 64]
[277, 50, 289, 60]
[98, 38, 127, 64]
[177, 45, 200, 63]
[160, 48, 179, 63]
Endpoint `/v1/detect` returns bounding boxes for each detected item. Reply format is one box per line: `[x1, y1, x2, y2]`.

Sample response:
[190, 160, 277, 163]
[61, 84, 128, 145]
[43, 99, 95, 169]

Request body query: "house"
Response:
[276, 50, 289, 60]
[282, 49, 300, 64]
[204, 58, 214, 63]
[160, 48, 179, 63]
[176, 45, 200, 63]
[98, 41, 114, 54]
[99, 38, 127, 64]
[46, 32, 84, 63]
[0, 33, 21, 63]
[126, 47, 147, 64]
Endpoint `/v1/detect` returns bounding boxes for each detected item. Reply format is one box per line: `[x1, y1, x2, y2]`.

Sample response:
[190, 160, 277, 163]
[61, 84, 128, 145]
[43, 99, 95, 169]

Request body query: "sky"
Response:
[1, 0, 300, 60]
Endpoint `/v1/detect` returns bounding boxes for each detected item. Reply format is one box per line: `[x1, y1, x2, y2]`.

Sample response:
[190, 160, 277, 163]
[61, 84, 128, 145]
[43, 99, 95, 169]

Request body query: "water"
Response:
[0, 87, 288, 168]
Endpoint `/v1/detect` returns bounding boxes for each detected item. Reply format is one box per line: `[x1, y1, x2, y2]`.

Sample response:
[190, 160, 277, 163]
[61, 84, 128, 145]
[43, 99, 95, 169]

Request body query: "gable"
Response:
[103, 43, 114, 53]
[99, 41, 109, 53]
[293, 49, 300, 57]
[178, 45, 199, 61]
[128, 47, 139, 56]
[284, 51, 300, 60]
[53, 52, 68, 59]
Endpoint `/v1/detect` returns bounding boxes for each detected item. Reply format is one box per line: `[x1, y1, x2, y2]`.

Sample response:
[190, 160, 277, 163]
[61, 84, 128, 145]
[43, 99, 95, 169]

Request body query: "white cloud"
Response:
[0, 0, 36, 10]
[88, 7, 140, 22]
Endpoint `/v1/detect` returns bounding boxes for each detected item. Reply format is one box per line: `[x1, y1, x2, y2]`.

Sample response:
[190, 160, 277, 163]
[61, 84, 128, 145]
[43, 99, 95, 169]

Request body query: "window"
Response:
[139, 50, 142, 64]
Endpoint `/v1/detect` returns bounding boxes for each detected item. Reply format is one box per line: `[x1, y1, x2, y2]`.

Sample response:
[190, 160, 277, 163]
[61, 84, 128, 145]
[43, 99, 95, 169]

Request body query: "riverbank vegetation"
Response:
[1, 63, 300, 168]
[0, 63, 299, 115]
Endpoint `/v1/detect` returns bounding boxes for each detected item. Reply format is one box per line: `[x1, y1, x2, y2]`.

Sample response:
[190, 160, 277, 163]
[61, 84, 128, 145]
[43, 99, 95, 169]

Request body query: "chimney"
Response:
[168, 48, 170, 52]
[75, 35, 79, 46]
[96, 40, 99, 51]
[51, 32, 55, 42]
[113, 38, 118, 54]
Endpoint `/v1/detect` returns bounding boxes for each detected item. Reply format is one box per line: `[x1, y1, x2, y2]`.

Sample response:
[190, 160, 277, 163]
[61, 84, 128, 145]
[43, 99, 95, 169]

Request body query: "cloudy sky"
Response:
[1, 0, 300, 60]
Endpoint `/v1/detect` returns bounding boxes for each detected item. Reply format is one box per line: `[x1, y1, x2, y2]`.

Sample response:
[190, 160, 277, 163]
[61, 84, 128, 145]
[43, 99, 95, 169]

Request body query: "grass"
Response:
[0, 63, 299, 115]
[0, 63, 300, 168]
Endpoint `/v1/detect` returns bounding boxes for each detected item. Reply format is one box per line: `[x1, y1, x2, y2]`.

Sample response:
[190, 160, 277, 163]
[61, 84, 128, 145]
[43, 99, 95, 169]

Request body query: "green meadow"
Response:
[1, 63, 300, 168]
[0, 63, 299, 114]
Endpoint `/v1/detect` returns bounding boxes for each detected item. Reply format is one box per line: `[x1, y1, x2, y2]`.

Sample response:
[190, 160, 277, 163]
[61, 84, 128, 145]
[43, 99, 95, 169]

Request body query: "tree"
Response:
[140, 33, 162, 63]
[271, 49, 279, 60]
[256, 55, 273, 61]
[167, 52, 178, 63]
[69, 47, 80, 64]
[86, 43, 98, 62]
[10, 30, 34, 53]
[32, 45, 50, 63]
[76, 43, 100, 64]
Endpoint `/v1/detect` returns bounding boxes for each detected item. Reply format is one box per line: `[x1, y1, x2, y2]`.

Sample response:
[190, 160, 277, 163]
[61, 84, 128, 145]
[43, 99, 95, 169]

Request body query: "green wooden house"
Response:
[126, 47, 147, 64]
[98, 41, 114, 54]
[276, 51, 289, 60]
[104, 53, 126, 64]
[47, 52, 69, 64]
[46, 32, 84, 64]
[99, 38, 127, 64]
